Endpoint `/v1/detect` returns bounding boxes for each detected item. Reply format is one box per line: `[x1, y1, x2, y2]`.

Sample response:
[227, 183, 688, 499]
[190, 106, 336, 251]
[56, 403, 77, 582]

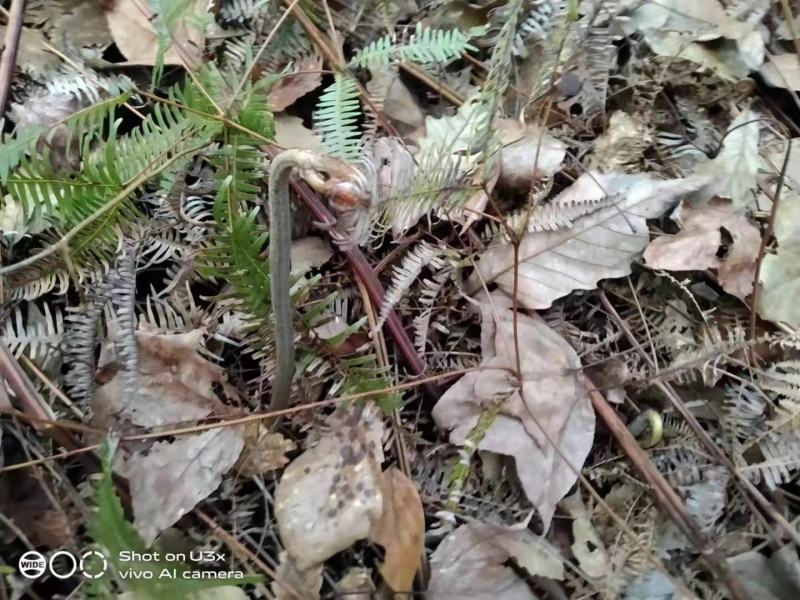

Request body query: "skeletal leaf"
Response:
[275, 405, 385, 570]
[433, 293, 594, 528]
[427, 521, 563, 600]
[643, 198, 761, 299]
[268, 55, 324, 112]
[368, 467, 425, 595]
[467, 172, 702, 310]
[126, 426, 245, 543]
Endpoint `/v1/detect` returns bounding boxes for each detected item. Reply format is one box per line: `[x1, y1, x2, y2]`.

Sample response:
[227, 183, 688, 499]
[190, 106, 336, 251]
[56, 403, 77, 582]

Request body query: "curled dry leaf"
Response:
[427, 521, 564, 600]
[105, 0, 206, 67]
[643, 198, 761, 299]
[467, 171, 702, 310]
[275, 405, 385, 570]
[433, 293, 594, 528]
[268, 55, 324, 112]
[127, 426, 245, 544]
[368, 467, 425, 595]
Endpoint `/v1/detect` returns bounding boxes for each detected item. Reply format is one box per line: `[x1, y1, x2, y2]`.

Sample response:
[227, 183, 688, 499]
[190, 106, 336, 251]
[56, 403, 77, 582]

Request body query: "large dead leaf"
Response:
[427, 521, 564, 600]
[643, 198, 761, 299]
[275, 405, 385, 570]
[433, 293, 594, 528]
[127, 426, 244, 543]
[92, 330, 244, 543]
[106, 0, 206, 67]
[467, 172, 701, 310]
[367, 67, 425, 132]
[268, 55, 323, 112]
[496, 119, 566, 192]
[761, 54, 800, 91]
[92, 330, 233, 429]
[368, 467, 425, 595]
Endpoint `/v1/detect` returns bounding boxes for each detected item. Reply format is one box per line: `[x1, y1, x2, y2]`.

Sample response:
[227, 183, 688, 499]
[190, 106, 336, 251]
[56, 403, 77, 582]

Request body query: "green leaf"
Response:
[350, 25, 483, 69]
[313, 74, 362, 161]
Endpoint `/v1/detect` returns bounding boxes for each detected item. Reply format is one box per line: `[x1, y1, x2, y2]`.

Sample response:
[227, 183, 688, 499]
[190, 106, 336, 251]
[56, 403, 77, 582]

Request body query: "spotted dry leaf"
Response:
[275, 404, 385, 570]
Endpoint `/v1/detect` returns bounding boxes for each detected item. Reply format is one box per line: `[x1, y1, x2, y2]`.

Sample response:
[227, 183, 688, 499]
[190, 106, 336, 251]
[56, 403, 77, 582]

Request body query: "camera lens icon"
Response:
[18, 551, 47, 579]
[80, 550, 108, 579]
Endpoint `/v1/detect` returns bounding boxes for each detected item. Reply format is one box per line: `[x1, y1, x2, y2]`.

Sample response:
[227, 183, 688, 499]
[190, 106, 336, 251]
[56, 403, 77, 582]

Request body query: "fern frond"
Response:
[313, 74, 362, 161]
[378, 242, 447, 328]
[350, 24, 481, 69]
[1, 302, 63, 370]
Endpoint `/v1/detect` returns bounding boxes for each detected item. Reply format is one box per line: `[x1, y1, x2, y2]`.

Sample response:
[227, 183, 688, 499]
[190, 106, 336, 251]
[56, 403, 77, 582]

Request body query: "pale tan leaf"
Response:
[237, 424, 296, 477]
[268, 55, 324, 112]
[761, 54, 800, 91]
[695, 110, 762, 210]
[290, 237, 333, 278]
[105, 0, 206, 67]
[497, 119, 566, 191]
[643, 198, 761, 299]
[273, 551, 323, 600]
[433, 294, 594, 528]
[274, 114, 323, 151]
[467, 172, 702, 310]
[126, 426, 245, 543]
[369, 467, 425, 595]
[367, 67, 425, 131]
[758, 195, 800, 327]
[427, 521, 563, 600]
[275, 405, 385, 570]
[560, 493, 609, 580]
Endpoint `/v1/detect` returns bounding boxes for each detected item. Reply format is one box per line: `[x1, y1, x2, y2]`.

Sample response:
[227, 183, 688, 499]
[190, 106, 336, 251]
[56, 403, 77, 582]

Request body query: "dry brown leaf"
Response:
[92, 330, 233, 429]
[466, 172, 703, 310]
[126, 426, 244, 543]
[273, 551, 324, 600]
[643, 198, 761, 299]
[237, 424, 296, 476]
[268, 55, 323, 112]
[105, 0, 206, 67]
[368, 467, 425, 595]
[433, 293, 594, 528]
[275, 405, 385, 570]
[427, 521, 564, 600]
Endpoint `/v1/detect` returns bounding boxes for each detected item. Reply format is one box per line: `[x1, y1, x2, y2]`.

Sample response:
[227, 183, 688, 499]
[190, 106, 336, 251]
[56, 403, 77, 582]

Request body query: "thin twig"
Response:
[0, 0, 26, 115]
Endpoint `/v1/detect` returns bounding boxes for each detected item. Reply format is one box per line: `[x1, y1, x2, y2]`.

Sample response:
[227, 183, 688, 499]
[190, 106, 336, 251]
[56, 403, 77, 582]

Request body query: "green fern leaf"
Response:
[313, 74, 362, 161]
[350, 24, 482, 69]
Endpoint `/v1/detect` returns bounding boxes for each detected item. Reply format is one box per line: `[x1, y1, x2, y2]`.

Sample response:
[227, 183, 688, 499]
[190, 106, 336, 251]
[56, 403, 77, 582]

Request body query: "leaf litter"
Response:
[3, 0, 800, 599]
